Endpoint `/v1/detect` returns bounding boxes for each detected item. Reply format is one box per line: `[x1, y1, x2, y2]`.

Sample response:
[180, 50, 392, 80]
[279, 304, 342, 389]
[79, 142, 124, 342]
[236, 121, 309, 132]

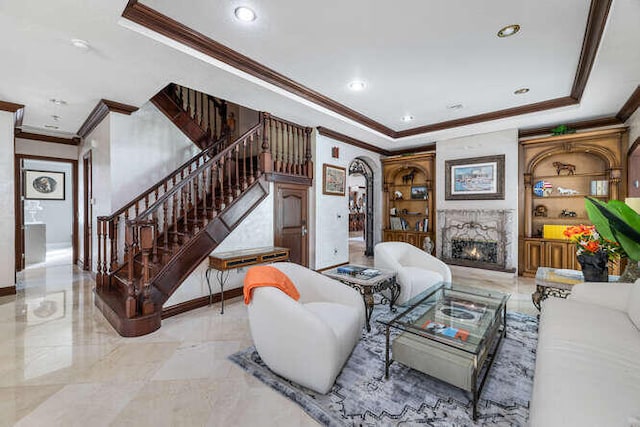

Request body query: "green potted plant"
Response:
[585, 197, 640, 282]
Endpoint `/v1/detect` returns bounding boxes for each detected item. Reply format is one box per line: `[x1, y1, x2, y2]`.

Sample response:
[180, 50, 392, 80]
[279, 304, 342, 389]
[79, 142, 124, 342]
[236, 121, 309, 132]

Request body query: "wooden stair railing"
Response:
[262, 113, 314, 185]
[95, 122, 266, 336]
[94, 107, 315, 337]
[170, 83, 228, 147]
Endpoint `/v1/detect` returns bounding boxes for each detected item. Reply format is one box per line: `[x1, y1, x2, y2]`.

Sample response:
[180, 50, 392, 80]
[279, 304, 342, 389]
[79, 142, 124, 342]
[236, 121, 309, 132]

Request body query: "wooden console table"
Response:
[206, 246, 290, 314]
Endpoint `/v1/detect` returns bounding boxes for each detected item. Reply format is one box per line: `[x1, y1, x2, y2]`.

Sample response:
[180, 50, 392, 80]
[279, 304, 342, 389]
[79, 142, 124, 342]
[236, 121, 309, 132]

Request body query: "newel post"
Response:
[259, 112, 272, 174]
[139, 222, 156, 316]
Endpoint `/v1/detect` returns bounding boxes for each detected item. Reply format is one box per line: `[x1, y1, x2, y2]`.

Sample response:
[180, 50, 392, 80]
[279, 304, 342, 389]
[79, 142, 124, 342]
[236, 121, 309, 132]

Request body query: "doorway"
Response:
[83, 151, 92, 271]
[15, 155, 78, 271]
[348, 158, 374, 259]
[274, 183, 309, 266]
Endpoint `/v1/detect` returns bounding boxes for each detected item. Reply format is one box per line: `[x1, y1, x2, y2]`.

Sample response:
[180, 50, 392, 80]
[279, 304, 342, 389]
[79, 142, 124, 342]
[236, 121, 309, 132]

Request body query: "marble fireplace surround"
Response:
[437, 209, 516, 273]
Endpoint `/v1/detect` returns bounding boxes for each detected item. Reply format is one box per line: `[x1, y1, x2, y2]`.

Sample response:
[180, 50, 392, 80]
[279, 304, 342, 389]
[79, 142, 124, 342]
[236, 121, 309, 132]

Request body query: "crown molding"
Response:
[122, 0, 611, 139]
[78, 99, 138, 139]
[617, 85, 640, 123]
[571, 0, 612, 100]
[15, 130, 81, 146]
[518, 116, 622, 138]
[316, 127, 391, 156]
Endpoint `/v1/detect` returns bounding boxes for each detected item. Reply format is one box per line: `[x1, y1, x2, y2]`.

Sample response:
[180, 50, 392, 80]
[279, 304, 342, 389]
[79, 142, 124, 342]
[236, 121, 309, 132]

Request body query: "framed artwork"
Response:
[323, 164, 346, 196]
[444, 155, 505, 200]
[411, 185, 428, 200]
[24, 170, 65, 200]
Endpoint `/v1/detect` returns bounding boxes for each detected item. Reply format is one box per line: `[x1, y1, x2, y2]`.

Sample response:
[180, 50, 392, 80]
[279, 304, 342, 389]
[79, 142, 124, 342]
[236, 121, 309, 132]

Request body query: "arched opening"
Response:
[348, 157, 374, 258]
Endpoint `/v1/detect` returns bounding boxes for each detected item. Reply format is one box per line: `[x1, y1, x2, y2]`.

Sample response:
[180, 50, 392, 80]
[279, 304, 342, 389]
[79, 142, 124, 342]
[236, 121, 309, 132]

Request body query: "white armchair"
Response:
[246, 262, 365, 394]
[375, 242, 452, 305]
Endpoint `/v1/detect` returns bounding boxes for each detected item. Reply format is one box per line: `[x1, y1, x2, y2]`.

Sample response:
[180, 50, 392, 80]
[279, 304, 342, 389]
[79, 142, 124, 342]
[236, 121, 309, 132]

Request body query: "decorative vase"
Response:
[619, 260, 640, 283]
[577, 251, 608, 282]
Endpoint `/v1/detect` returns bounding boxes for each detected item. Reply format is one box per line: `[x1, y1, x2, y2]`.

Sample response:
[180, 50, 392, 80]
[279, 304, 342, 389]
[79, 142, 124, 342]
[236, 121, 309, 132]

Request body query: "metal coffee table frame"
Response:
[381, 283, 509, 421]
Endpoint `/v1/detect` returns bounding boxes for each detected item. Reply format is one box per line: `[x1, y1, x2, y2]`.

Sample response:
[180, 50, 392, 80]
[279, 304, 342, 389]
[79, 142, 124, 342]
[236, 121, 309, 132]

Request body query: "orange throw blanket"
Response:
[243, 265, 300, 304]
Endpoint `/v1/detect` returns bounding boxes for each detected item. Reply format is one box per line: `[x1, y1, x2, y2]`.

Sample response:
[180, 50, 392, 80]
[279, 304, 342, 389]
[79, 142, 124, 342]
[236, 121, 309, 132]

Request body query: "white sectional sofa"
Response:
[529, 279, 640, 426]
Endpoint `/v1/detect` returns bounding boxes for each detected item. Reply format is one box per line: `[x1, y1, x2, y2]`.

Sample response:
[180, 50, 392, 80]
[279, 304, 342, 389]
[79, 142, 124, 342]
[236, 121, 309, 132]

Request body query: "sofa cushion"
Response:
[530, 297, 640, 427]
[628, 280, 640, 330]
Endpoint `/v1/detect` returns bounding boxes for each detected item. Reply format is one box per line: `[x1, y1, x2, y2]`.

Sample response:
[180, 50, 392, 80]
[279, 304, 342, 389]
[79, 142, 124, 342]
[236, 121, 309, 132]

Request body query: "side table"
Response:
[323, 265, 399, 332]
[206, 246, 290, 314]
[532, 267, 619, 310]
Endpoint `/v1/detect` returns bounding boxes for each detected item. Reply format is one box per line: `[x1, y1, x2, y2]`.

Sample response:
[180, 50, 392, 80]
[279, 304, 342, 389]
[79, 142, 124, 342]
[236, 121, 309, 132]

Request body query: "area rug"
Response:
[229, 310, 538, 426]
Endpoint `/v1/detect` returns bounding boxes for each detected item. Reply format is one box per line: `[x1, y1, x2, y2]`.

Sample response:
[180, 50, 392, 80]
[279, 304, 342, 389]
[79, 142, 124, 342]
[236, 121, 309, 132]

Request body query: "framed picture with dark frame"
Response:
[24, 169, 65, 200]
[410, 185, 428, 200]
[444, 155, 505, 200]
[322, 164, 346, 196]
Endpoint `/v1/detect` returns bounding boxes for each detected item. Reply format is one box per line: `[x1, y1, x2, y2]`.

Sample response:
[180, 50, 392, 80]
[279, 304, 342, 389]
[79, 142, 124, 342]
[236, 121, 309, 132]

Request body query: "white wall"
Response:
[164, 186, 275, 306]
[435, 129, 519, 269]
[0, 112, 15, 288]
[109, 102, 199, 211]
[15, 138, 78, 160]
[23, 160, 73, 246]
[312, 133, 383, 270]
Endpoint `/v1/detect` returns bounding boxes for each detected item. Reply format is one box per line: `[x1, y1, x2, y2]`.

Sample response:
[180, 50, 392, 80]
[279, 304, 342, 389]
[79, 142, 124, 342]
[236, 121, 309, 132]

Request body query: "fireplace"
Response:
[437, 209, 515, 272]
[452, 239, 498, 264]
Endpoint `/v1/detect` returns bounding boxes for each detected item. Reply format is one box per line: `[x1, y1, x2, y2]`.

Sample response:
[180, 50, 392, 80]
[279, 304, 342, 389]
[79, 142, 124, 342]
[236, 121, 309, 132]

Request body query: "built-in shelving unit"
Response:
[519, 128, 628, 277]
[382, 152, 435, 251]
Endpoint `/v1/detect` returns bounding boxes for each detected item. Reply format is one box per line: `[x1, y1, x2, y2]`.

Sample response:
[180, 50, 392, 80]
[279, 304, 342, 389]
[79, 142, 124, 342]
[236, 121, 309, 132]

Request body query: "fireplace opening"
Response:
[452, 239, 498, 264]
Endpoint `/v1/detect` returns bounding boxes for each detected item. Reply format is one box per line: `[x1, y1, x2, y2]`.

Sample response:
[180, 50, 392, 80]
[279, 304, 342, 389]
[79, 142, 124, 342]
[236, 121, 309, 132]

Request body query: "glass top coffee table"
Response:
[377, 282, 509, 420]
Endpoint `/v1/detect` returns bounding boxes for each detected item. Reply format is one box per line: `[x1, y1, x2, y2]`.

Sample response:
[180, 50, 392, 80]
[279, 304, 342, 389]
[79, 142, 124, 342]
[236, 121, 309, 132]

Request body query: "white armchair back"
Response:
[374, 242, 452, 304]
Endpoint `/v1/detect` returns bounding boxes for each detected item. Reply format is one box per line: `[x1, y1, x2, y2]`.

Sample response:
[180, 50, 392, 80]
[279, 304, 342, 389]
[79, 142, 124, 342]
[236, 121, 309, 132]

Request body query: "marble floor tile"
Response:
[1, 246, 543, 426]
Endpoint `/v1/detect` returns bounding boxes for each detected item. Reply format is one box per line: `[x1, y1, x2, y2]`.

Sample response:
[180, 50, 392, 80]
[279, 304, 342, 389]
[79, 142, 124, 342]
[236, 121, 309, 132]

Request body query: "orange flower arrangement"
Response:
[563, 224, 622, 260]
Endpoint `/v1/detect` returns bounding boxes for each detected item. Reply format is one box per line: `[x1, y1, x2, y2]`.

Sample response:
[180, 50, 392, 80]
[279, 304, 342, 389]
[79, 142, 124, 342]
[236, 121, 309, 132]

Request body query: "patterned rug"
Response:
[229, 309, 538, 426]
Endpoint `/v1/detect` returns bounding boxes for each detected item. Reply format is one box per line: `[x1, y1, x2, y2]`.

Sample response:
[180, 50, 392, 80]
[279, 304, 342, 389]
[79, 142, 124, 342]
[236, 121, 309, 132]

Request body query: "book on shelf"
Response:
[390, 217, 403, 230]
[590, 180, 608, 196]
[413, 218, 428, 232]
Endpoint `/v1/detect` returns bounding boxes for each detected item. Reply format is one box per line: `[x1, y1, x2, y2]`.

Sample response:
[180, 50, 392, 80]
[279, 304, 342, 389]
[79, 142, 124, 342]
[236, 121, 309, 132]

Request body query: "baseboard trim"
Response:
[161, 287, 244, 319]
[0, 286, 17, 297]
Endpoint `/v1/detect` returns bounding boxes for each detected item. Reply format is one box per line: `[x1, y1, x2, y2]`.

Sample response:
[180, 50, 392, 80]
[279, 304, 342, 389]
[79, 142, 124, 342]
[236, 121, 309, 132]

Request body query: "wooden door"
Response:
[274, 183, 308, 266]
[14, 157, 25, 272]
[83, 151, 93, 271]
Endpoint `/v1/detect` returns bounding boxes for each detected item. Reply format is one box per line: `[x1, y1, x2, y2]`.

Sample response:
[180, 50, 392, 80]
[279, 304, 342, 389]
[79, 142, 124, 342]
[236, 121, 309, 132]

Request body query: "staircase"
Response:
[95, 85, 314, 337]
[151, 83, 228, 150]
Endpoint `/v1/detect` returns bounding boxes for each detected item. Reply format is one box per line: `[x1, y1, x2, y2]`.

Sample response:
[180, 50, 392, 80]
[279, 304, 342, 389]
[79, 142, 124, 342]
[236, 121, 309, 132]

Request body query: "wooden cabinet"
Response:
[382, 152, 435, 250]
[519, 128, 627, 277]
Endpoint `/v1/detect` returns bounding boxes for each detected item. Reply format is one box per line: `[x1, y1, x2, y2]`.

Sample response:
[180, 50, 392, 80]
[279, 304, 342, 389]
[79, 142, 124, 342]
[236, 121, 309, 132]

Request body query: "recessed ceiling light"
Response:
[49, 98, 67, 105]
[401, 115, 414, 122]
[71, 39, 90, 49]
[44, 124, 59, 129]
[497, 24, 520, 38]
[234, 6, 256, 22]
[348, 80, 366, 91]
[514, 87, 530, 95]
[447, 104, 464, 110]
